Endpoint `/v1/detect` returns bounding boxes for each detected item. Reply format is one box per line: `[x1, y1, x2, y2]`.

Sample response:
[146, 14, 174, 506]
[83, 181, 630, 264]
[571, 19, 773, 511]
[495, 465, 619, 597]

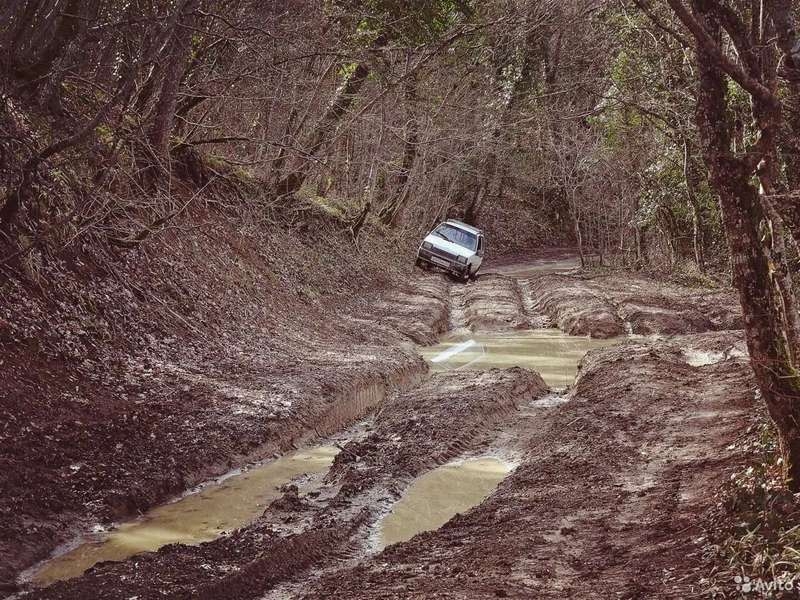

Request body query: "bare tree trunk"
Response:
[1, 73, 136, 232]
[4, 0, 42, 69]
[683, 138, 706, 272]
[148, 0, 201, 168]
[276, 35, 385, 197]
[762, 198, 800, 364]
[380, 69, 418, 225]
[691, 0, 800, 490]
[769, 0, 800, 208]
[572, 191, 585, 267]
[14, 0, 86, 83]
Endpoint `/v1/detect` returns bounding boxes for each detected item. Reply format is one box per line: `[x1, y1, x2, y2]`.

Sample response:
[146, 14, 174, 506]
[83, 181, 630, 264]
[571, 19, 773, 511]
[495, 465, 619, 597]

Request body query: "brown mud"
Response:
[303, 332, 754, 599]
[5, 249, 755, 599]
[523, 272, 741, 338]
[0, 215, 448, 593]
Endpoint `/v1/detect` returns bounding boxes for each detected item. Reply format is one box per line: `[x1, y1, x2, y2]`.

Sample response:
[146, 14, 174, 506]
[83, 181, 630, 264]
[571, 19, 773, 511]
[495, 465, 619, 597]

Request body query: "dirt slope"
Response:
[0, 207, 447, 592]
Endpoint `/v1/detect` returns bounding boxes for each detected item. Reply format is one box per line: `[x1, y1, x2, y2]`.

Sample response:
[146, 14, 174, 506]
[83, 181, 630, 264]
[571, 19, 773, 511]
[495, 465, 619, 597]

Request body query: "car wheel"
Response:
[415, 258, 424, 269]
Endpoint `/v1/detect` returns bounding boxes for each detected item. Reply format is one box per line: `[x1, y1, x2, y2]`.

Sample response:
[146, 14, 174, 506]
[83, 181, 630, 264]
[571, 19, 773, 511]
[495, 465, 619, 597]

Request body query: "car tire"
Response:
[415, 258, 424, 269]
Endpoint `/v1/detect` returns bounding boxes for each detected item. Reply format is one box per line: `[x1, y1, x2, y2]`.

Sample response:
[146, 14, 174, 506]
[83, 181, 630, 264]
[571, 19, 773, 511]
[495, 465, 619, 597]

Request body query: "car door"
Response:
[475, 235, 485, 270]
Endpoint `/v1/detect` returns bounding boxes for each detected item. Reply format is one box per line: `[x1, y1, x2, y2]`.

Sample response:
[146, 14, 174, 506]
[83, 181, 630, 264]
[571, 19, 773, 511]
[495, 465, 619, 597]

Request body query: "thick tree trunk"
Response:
[692, 0, 800, 489]
[3, 0, 42, 68]
[767, 0, 800, 239]
[14, 0, 85, 83]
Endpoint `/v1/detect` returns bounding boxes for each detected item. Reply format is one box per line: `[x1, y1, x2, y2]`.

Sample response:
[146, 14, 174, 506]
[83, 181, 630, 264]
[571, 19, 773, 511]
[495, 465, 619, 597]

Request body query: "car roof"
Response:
[442, 219, 482, 235]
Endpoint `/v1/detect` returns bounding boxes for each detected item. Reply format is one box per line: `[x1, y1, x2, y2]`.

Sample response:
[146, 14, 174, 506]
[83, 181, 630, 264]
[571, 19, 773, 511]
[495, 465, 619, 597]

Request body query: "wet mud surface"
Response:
[304, 332, 754, 599]
[0, 277, 444, 593]
[523, 272, 741, 338]
[376, 456, 514, 550]
[421, 328, 618, 388]
[27, 446, 341, 586]
[5, 250, 754, 599]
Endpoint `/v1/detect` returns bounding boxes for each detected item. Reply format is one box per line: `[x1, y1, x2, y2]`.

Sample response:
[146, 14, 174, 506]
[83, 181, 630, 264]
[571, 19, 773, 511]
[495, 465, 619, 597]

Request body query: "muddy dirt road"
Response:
[8, 251, 753, 599]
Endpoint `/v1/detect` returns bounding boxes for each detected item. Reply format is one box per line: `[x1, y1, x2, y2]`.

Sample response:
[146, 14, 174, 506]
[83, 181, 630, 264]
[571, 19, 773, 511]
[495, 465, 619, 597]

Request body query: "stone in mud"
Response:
[268, 485, 308, 512]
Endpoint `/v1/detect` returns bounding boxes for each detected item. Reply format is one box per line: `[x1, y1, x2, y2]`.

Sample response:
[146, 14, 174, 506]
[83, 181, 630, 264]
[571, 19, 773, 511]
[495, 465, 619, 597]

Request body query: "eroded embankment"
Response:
[6, 251, 753, 599]
[22, 368, 548, 600]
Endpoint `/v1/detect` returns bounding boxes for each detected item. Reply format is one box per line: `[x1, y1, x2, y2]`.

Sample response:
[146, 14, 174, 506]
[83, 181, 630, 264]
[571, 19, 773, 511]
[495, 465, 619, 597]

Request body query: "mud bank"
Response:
[4, 249, 755, 598]
[0, 212, 451, 593]
[22, 369, 547, 599]
[303, 331, 754, 599]
[523, 272, 741, 338]
[1, 274, 449, 593]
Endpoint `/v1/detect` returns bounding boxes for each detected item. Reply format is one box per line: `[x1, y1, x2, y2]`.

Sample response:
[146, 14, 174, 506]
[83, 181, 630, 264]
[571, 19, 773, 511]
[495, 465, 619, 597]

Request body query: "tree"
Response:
[650, 0, 800, 489]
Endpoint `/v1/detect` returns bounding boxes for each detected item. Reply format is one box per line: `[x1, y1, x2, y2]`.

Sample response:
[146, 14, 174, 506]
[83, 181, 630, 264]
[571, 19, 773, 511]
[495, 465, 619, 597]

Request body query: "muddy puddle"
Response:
[377, 457, 513, 550]
[27, 446, 339, 586]
[420, 329, 619, 388]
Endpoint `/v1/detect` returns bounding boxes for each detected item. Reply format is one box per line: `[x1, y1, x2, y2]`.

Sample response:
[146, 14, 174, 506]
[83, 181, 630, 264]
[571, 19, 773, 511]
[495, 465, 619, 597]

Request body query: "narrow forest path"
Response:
[12, 250, 752, 600]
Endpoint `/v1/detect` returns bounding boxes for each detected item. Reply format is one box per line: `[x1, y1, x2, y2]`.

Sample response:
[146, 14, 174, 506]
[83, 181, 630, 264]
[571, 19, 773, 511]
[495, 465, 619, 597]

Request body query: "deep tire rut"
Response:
[15, 254, 752, 600]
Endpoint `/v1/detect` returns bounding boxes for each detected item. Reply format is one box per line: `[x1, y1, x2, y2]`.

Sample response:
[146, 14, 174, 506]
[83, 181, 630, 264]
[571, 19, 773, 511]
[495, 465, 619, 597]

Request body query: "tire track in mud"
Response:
[14, 256, 750, 600]
[446, 280, 467, 332]
[301, 332, 755, 599]
[516, 278, 552, 329]
[521, 273, 626, 338]
[455, 274, 533, 332]
[23, 370, 549, 600]
[362, 277, 451, 344]
[8, 275, 453, 598]
[519, 272, 742, 339]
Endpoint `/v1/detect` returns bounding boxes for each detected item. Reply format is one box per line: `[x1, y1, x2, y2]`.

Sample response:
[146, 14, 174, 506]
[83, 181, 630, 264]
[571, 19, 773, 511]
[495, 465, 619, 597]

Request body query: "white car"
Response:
[416, 220, 485, 281]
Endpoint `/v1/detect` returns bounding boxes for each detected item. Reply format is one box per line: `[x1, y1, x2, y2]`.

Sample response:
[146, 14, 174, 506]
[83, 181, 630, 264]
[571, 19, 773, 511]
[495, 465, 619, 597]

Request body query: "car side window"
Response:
[477, 236, 484, 255]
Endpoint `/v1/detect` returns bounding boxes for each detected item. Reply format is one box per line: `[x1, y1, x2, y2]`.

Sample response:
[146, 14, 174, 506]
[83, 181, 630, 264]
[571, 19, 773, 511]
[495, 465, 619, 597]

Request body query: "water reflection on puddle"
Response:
[29, 446, 339, 586]
[377, 457, 513, 550]
[420, 328, 619, 388]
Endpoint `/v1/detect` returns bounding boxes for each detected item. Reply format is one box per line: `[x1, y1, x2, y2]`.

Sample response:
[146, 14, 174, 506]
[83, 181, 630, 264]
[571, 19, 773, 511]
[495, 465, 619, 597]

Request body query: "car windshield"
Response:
[433, 224, 477, 251]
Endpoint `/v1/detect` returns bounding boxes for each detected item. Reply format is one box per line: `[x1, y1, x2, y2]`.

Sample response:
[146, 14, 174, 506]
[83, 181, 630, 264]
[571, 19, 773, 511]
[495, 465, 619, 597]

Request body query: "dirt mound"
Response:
[459, 275, 533, 331]
[523, 275, 625, 338]
[523, 272, 741, 338]
[330, 368, 548, 486]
